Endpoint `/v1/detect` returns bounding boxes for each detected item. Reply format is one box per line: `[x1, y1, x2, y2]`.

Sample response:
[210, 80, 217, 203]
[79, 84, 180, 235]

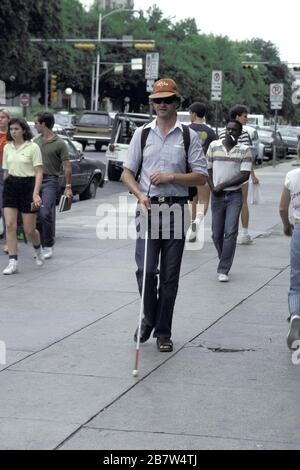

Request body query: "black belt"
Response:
[213, 189, 242, 197]
[150, 196, 188, 204]
[43, 174, 58, 178]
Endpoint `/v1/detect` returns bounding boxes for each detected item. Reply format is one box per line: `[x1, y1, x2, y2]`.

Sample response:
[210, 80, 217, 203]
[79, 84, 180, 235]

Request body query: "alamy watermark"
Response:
[95, 196, 205, 250]
[291, 341, 300, 365]
[0, 340, 6, 365]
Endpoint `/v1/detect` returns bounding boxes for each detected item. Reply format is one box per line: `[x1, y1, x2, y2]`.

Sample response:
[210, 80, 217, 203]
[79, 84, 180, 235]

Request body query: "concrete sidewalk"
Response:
[0, 161, 299, 450]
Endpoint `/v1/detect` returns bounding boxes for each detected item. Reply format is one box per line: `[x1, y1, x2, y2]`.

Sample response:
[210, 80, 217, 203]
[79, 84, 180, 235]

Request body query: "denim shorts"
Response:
[3, 175, 35, 213]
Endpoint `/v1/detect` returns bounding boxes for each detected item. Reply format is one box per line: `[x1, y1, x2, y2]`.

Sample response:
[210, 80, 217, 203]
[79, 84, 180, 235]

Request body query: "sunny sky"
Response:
[134, 0, 299, 64]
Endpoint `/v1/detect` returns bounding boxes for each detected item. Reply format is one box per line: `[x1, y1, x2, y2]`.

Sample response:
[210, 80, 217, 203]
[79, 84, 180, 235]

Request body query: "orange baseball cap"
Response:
[149, 78, 181, 99]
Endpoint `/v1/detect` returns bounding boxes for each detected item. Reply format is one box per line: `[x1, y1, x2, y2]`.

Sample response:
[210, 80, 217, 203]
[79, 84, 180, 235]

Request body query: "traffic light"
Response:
[50, 74, 58, 105]
[242, 64, 258, 70]
[74, 43, 96, 50]
[134, 43, 155, 50]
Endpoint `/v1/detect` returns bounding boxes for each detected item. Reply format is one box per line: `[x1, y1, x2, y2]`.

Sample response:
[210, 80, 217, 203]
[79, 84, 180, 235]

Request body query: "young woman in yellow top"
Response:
[2, 118, 44, 274]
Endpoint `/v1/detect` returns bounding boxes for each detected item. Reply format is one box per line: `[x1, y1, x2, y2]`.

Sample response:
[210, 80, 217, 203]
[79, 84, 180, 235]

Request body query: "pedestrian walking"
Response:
[186, 102, 217, 242]
[0, 108, 10, 250]
[218, 105, 259, 244]
[34, 112, 72, 259]
[2, 118, 44, 274]
[207, 120, 252, 282]
[279, 167, 300, 349]
[122, 78, 208, 352]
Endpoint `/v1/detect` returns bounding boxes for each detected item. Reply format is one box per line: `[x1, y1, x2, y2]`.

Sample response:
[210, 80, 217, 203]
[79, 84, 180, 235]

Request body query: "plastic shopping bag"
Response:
[248, 180, 261, 205]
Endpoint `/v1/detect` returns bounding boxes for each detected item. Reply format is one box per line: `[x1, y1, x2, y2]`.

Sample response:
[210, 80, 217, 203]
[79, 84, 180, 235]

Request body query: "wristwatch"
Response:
[65, 184, 72, 188]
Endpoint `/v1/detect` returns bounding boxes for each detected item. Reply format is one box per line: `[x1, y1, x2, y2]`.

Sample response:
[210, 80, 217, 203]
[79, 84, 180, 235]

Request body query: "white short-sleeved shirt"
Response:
[124, 119, 208, 197]
[206, 139, 252, 191]
[284, 168, 300, 220]
[3, 141, 43, 177]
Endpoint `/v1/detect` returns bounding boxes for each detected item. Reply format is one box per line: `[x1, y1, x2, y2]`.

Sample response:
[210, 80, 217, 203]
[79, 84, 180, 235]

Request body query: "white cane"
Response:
[132, 184, 151, 377]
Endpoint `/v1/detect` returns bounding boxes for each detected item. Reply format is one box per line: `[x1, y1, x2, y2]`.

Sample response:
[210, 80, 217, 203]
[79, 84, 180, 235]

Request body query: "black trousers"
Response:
[135, 205, 187, 339]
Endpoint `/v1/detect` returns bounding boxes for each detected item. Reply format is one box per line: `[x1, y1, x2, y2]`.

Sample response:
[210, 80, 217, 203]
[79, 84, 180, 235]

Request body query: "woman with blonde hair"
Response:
[2, 117, 44, 274]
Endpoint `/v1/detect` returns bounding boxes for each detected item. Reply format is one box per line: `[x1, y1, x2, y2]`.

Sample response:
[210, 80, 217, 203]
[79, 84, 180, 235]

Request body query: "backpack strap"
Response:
[135, 125, 151, 181]
[182, 124, 191, 172]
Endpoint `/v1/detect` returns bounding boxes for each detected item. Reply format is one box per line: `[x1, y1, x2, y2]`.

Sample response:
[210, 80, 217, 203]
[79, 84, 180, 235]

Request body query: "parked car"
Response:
[105, 112, 151, 181]
[256, 127, 288, 160]
[73, 111, 113, 152]
[58, 135, 105, 200]
[243, 125, 264, 163]
[54, 112, 77, 137]
[277, 126, 300, 155]
[177, 111, 191, 124]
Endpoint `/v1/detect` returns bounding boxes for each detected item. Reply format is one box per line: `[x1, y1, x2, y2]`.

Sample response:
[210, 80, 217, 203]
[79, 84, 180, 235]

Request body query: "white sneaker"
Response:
[218, 273, 229, 282]
[3, 259, 18, 275]
[239, 234, 252, 245]
[35, 249, 45, 267]
[287, 315, 300, 350]
[43, 247, 53, 259]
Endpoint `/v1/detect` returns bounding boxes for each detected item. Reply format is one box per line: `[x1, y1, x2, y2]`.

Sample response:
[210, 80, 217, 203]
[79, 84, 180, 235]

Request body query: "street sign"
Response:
[114, 65, 123, 74]
[211, 70, 223, 91]
[145, 52, 159, 80]
[270, 83, 284, 103]
[131, 58, 143, 70]
[146, 79, 155, 93]
[271, 102, 282, 110]
[20, 93, 30, 107]
[211, 91, 222, 102]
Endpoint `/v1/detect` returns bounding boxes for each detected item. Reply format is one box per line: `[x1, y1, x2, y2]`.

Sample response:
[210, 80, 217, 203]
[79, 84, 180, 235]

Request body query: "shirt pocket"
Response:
[19, 152, 32, 164]
[170, 144, 185, 167]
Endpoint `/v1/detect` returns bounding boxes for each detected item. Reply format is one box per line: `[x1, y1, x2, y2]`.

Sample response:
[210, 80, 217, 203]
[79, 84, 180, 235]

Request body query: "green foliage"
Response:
[0, 2, 298, 123]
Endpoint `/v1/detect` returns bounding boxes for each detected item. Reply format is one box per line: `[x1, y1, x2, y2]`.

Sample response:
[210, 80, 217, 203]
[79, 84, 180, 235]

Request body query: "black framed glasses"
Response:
[151, 96, 177, 105]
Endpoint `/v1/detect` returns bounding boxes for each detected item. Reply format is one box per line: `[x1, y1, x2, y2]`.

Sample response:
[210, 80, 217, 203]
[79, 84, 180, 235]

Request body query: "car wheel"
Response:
[107, 161, 123, 181]
[95, 142, 102, 152]
[79, 177, 98, 201]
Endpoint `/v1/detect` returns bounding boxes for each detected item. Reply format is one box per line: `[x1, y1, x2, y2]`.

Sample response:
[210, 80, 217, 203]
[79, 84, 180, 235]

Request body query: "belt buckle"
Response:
[158, 196, 166, 203]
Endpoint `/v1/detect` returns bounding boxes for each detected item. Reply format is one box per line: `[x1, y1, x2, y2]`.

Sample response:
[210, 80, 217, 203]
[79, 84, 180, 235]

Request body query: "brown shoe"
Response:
[156, 337, 173, 352]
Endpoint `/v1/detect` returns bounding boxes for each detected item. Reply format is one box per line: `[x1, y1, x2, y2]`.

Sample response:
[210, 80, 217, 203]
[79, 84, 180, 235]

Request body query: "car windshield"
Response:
[79, 114, 109, 126]
[280, 128, 300, 137]
[55, 114, 73, 127]
[177, 112, 190, 124]
[257, 130, 273, 138]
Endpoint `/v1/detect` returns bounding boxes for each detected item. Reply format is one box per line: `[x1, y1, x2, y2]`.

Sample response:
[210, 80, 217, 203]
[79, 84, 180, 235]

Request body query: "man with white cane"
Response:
[122, 78, 207, 366]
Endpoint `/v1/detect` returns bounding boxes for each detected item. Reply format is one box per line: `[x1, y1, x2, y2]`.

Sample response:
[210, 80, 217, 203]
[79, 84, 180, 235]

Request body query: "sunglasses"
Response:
[152, 96, 177, 104]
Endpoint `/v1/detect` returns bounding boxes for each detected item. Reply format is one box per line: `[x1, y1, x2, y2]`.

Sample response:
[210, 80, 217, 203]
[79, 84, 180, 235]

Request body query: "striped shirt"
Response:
[285, 168, 300, 220]
[124, 118, 208, 197]
[206, 139, 252, 191]
[218, 128, 252, 146]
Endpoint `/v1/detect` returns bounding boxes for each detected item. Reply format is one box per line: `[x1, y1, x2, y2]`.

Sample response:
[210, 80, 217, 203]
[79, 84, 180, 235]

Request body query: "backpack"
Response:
[135, 124, 197, 200]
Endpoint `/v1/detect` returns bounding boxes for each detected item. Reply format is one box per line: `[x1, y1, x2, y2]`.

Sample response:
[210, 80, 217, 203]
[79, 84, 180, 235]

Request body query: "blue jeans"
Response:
[37, 176, 59, 248]
[289, 224, 300, 317]
[211, 190, 243, 274]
